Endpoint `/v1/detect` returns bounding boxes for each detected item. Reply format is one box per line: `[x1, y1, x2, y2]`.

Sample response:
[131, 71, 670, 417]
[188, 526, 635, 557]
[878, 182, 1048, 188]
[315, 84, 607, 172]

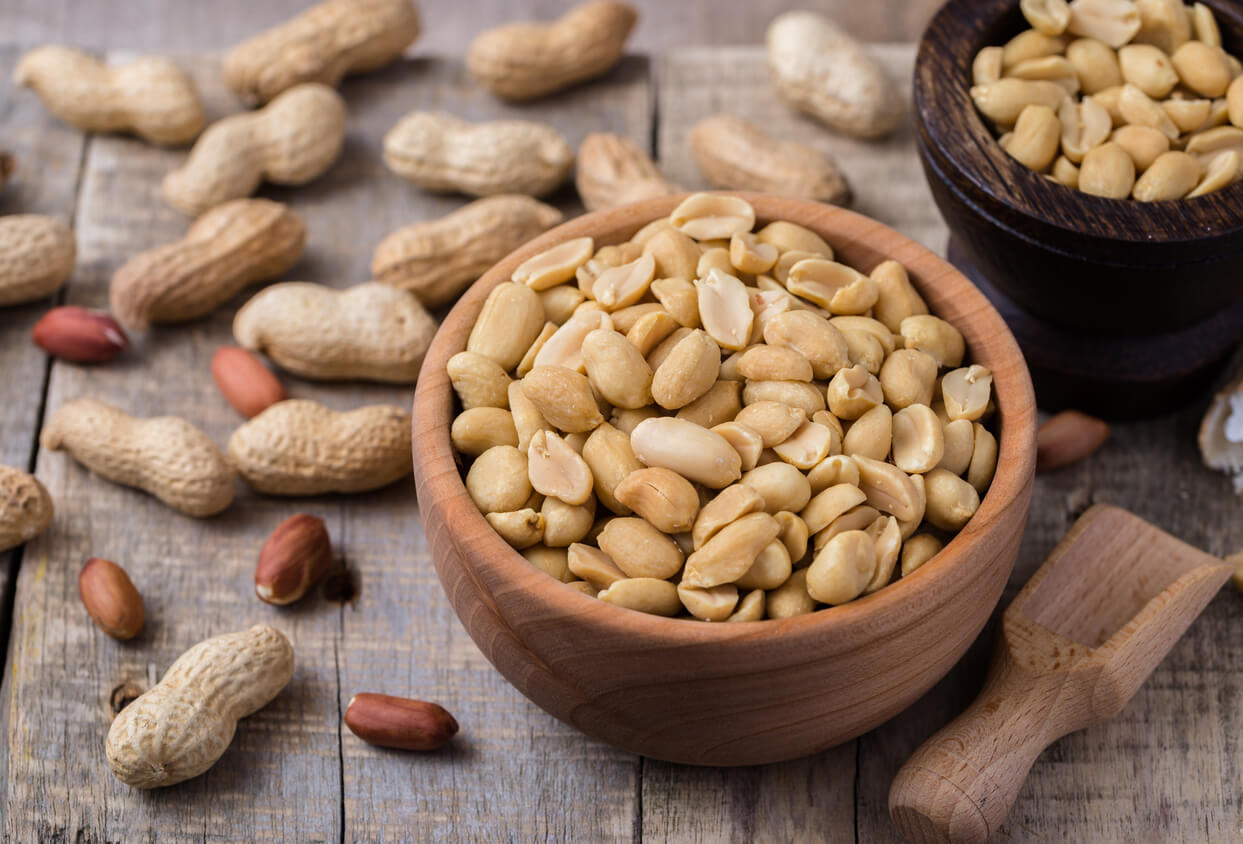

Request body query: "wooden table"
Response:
[1, 19, 1241, 844]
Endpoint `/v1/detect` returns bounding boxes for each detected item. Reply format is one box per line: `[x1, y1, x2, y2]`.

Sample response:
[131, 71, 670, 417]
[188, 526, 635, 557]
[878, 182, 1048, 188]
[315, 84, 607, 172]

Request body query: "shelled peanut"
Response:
[448, 194, 998, 622]
[971, 0, 1243, 200]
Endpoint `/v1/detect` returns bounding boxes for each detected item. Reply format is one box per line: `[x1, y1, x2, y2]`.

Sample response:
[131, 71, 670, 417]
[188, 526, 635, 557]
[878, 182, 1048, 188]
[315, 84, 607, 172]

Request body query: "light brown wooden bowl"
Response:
[412, 194, 1037, 766]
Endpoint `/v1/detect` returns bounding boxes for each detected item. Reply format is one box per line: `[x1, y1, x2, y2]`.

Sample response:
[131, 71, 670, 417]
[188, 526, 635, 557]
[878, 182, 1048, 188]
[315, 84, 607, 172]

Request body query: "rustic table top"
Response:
[1, 3, 1241, 842]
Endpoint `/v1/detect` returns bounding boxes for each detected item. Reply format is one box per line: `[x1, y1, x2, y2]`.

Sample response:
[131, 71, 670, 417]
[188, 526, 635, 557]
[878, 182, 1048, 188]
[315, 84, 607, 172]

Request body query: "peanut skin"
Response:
[0, 214, 75, 307]
[233, 281, 437, 383]
[766, 11, 905, 139]
[40, 397, 235, 517]
[689, 114, 852, 205]
[162, 83, 346, 216]
[106, 625, 294, 788]
[109, 198, 305, 331]
[383, 111, 574, 198]
[575, 132, 681, 211]
[371, 195, 563, 306]
[467, 1, 638, 101]
[0, 465, 54, 552]
[15, 45, 205, 146]
[223, 0, 420, 105]
[228, 399, 412, 495]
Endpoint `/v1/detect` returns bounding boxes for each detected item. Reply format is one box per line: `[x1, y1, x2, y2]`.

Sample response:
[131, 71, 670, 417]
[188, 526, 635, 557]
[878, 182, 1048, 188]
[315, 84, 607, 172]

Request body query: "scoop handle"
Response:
[888, 642, 1084, 844]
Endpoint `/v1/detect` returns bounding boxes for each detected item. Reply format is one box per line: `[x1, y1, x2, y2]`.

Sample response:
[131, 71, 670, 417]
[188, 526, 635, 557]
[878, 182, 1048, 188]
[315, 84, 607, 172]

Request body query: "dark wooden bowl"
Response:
[915, 0, 1243, 336]
[411, 194, 1037, 766]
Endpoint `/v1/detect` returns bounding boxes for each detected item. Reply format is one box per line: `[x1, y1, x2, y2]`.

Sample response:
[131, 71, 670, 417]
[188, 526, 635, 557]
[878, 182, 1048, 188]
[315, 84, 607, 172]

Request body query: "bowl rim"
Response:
[914, 0, 1243, 247]
[412, 193, 1037, 646]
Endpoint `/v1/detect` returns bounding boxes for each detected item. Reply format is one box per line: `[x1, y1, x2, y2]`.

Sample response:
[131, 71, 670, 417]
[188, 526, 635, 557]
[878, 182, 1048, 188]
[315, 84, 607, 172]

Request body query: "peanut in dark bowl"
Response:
[411, 194, 1037, 766]
[915, 0, 1243, 336]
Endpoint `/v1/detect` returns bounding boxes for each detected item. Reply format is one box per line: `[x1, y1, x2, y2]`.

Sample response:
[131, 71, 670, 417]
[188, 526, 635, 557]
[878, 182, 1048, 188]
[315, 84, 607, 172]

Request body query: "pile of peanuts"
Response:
[971, 0, 1243, 200]
[449, 194, 998, 622]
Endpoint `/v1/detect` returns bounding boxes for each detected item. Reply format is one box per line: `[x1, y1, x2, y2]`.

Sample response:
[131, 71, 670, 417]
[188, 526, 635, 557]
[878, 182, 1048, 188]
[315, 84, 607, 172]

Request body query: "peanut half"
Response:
[371, 195, 563, 307]
[233, 282, 437, 384]
[383, 111, 574, 198]
[41, 397, 235, 517]
[228, 399, 412, 495]
[765, 11, 905, 139]
[15, 45, 205, 145]
[162, 83, 346, 216]
[106, 625, 294, 787]
[0, 465, 53, 552]
[450, 195, 997, 618]
[689, 114, 852, 205]
[973, 1, 1243, 199]
[222, 0, 420, 105]
[467, 1, 637, 101]
[109, 199, 305, 331]
[0, 214, 75, 307]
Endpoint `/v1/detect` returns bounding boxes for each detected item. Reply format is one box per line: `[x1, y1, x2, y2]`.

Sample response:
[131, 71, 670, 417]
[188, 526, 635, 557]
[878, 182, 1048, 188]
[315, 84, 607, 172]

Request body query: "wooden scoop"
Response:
[888, 504, 1232, 843]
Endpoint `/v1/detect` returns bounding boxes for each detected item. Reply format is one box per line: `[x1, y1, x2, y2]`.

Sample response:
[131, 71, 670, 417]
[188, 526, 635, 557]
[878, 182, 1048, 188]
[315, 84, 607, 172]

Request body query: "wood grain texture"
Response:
[0, 29, 1238, 841]
[890, 506, 1233, 843]
[0, 0, 943, 53]
[331, 55, 649, 840]
[657, 45, 947, 254]
[916, 0, 1243, 334]
[0, 50, 651, 840]
[857, 387, 1243, 843]
[0, 44, 86, 753]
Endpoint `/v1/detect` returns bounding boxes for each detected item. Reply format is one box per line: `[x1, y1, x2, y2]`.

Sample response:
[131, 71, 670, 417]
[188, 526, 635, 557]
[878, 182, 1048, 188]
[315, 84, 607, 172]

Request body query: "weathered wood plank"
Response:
[641, 748, 859, 843]
[0, 43, 88, 799]
[661, 45, 1243, 843]
[1, 54, 348, 842]
[0, 0, 944, 55]
[332, 56, 649, 841]
[657, 45, 945, 252]
[856, 401, 1243, 842]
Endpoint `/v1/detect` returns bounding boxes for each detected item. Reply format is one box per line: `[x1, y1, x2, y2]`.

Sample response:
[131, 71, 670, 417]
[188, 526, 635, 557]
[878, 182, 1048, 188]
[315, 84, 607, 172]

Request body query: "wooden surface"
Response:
[890, 506, 1234, 843]
[0, 27, 1239, 844]
[412, 192, 1036, 765]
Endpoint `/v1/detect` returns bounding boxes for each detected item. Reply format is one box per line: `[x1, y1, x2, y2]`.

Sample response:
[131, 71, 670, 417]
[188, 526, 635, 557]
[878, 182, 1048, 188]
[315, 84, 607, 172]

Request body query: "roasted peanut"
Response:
[222, 0, 419, 105]
[689, 114, 851, 204]
[468, 282, 546, 371]
[234, 282, 436, 383]
[228, 400, 411, 496]
[109, 199, 304, 330]
[1037, 409, 1110, 470]
[575, 133, 680, 212]
[15, 45, 204, 145]
[41, 397, 233, 517]
[599, 517, 684, 580]
[453, 200, 997, 616]
[383, 111, 573, 198]
[631, 417, 741, 489]
[0, 215, 75, 307]
[163, 84, 344, 215]
[0, 466, 53, 552]
[467, 1, 637, 101]
[766, 11, 904, 138]
[373, 196, 562, 306]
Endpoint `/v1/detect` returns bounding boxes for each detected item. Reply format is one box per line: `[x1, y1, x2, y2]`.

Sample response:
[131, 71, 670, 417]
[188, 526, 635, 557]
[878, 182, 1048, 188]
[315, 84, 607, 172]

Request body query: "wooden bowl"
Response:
[915, 0, 1243, 336]
[411, 194, 1037, 766]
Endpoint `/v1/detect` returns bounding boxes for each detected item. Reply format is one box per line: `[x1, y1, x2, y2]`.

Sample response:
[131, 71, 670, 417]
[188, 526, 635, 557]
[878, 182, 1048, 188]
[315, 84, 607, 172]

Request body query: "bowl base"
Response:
[946, 238, 1243, 420]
